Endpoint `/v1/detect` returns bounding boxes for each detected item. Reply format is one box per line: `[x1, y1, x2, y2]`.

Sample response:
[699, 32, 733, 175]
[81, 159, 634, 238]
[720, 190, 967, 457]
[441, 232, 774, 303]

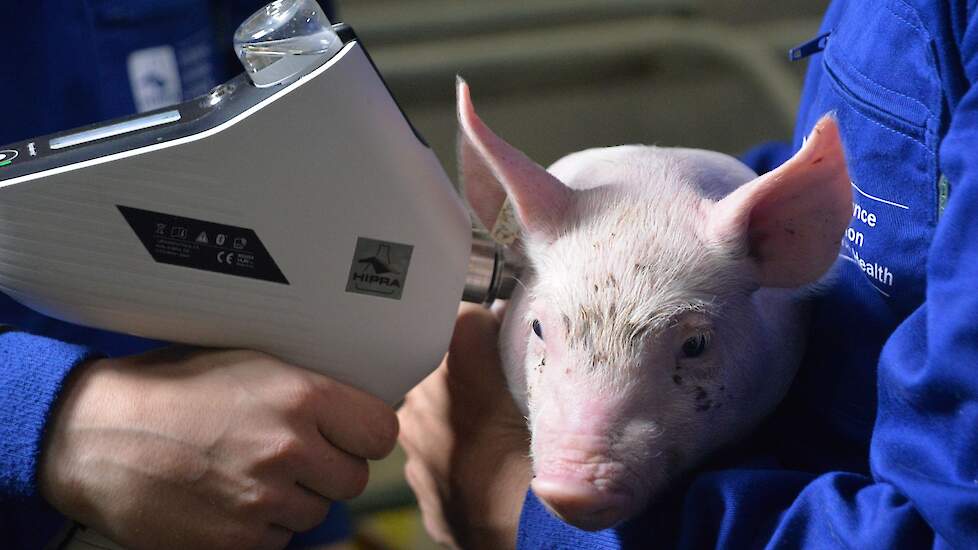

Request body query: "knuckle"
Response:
[265, 434, 305, 464]
[277, 380, 318, 416]
[238, 483, 279, 515]
[311, 375, 340, 403]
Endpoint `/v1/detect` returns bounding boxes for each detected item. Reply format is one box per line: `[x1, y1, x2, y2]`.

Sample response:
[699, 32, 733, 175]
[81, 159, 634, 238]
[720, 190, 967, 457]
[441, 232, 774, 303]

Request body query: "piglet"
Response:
[457, 80, 851, 531]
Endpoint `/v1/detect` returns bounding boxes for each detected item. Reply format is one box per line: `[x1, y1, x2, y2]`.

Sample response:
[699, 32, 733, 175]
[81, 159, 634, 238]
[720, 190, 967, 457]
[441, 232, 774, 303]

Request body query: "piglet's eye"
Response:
[681, 333, 709, 358]
[532, 319, 544, 340]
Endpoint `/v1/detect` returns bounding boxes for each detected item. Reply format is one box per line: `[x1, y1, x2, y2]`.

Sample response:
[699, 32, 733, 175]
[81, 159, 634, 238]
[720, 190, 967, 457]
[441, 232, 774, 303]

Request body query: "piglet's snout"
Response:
[532, 475, 634, 531]
[530, 430, 645, 531]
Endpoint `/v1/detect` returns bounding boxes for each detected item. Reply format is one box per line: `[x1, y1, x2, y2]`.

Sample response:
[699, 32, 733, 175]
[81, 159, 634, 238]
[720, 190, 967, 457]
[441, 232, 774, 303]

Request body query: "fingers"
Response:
[449, 305, 503, 371]
[294, 433, 371, 501]
[444, 305, 514, 407]
[220, 523, 292, 550]
[256, 524, 293, 550]
[271, 485, 332, 533]
[454, 303, 502, 345]
[403, 459, 459, 548]
[307, 375, 399, 460]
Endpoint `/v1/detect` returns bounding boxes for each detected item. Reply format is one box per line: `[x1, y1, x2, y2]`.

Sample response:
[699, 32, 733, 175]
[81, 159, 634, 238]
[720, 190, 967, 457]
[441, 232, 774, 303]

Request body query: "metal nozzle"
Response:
[463, 229, 519, 304]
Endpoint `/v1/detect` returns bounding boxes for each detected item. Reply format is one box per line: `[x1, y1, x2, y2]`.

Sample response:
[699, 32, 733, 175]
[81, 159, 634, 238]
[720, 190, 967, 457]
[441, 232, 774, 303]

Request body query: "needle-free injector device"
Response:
[0, 0, 513, 403]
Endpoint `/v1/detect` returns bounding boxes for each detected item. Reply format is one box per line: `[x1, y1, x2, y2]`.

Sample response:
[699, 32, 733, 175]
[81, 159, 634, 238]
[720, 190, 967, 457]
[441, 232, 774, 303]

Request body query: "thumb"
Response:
[445, 304, 522, 421]
[449, 303, 501, 360]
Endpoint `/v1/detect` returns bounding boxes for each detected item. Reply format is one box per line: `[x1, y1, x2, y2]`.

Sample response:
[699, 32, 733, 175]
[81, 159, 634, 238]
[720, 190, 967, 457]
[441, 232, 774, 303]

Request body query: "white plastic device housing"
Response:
[0, 42, 471, 403]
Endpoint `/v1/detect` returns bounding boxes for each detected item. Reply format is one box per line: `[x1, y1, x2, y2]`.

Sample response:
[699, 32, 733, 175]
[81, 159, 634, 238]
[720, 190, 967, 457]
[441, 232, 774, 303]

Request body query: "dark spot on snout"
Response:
[565, 368, 571, 375]
[695, 400, 713, 412]
[694, 386, 708, 401]
[672, 374, 683, 385]
[607, 274, 618, 288]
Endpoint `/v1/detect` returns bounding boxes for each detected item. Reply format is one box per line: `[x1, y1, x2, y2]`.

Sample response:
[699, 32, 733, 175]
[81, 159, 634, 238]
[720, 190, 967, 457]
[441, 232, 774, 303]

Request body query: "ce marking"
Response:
[217, 251, 236, 265]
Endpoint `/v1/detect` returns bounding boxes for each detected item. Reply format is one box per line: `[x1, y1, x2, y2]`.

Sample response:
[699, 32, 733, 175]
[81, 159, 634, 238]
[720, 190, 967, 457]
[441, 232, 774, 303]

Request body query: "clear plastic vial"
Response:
[234, 0, 344, 88]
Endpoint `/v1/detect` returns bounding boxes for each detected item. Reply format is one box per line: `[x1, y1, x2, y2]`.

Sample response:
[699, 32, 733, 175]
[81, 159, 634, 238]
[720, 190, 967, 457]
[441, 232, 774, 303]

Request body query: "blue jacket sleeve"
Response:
[0, 331, 100, 548]
[867, 38, 978, 548]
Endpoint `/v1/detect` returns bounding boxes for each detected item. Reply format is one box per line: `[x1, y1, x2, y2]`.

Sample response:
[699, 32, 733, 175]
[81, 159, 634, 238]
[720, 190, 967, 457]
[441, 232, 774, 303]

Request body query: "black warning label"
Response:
[117, 206, 289, 284]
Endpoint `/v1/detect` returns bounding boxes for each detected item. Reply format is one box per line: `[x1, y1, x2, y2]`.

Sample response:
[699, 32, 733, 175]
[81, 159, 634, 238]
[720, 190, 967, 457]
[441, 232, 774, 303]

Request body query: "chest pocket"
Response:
[812, 0, 941, 316]
[86, 0, 218, 114]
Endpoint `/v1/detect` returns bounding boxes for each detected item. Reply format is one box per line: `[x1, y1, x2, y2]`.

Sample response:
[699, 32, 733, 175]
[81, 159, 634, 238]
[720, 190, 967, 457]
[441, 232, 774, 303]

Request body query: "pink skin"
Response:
[521, 308, 642, 525]
[529, 398, 644, 530]
[517, 298, 733, 529]
[457, 79, 852, 530]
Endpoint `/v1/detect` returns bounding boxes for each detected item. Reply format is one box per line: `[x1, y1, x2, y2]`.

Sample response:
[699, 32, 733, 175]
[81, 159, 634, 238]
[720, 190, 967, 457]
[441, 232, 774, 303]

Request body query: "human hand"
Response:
[398, 304, 532, 550]
[38, 348, 398, 550]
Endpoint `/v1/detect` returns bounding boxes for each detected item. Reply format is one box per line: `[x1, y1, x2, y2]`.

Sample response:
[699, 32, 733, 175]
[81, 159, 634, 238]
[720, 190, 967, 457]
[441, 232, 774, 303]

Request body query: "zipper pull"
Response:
[788, 32, 831, 61]
[938, 174, 951, 220]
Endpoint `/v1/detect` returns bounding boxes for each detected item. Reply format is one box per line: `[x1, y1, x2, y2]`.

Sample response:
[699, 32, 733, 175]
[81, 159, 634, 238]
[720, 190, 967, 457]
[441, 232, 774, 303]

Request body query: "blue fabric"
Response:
[739, 140, 793, 177]
[0, 333, 101, 550]
[0, 1, 348, 548]
[518, 1, 978, 548]
[2, 1, 218, 145]
[0, 0, 336, 145]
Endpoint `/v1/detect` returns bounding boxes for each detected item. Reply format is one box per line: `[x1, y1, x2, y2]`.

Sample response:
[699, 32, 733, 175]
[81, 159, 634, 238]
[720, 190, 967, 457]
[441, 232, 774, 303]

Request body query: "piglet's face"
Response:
[457, 80, 851, 530]
[516, 183, 762, 530]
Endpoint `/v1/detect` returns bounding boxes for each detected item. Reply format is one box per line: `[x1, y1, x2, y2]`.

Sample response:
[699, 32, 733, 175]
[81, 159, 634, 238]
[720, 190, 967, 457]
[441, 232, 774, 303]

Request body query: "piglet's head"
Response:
[458, 80, 851, 531]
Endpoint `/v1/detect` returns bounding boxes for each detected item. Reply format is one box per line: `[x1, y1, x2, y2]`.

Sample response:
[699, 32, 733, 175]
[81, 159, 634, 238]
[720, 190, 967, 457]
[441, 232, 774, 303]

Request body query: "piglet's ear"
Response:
[457, 78, 573, 241]
[707, 115, 852, 288]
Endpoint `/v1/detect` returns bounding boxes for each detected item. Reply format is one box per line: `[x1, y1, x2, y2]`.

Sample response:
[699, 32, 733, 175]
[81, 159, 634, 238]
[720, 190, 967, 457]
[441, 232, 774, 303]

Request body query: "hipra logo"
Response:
[346, 238, 413, 300]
